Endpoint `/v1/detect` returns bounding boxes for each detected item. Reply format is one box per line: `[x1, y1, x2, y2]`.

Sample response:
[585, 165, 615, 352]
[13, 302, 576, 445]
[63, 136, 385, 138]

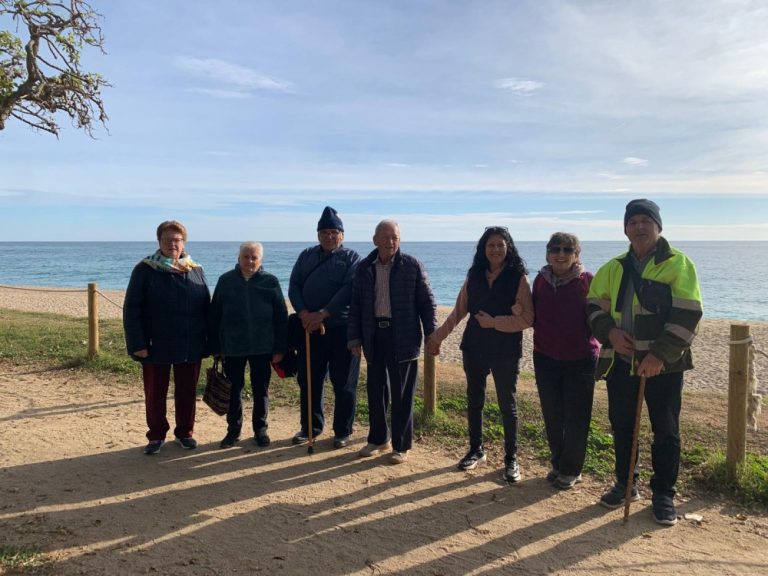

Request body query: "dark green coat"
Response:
[209, 265, 288, 357]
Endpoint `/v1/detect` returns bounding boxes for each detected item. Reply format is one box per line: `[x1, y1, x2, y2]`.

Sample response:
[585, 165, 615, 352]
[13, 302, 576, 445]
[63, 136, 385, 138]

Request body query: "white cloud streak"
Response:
[494, 77, 544, 95]
[175, 56, 293, 96]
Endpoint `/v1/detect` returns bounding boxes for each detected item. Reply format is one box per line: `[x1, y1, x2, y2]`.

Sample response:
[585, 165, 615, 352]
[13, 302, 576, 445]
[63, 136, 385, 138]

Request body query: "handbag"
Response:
[272, 313, 302, 378]
[203, 358, 231, 416]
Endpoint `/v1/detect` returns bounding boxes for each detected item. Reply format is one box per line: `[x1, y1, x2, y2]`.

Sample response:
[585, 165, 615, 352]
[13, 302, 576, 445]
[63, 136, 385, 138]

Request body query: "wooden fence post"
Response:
[423, 350, 437, 418]
[88, 282, 99, 359]
[726, 323, 750, 480]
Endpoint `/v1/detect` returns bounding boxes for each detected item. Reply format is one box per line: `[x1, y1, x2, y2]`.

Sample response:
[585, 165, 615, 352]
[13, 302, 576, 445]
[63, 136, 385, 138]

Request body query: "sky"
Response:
[2, 0, 768, 242]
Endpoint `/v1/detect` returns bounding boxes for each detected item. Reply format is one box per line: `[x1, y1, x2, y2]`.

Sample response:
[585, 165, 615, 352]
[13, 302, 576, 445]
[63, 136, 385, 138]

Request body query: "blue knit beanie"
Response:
[317, 206, 344, 231]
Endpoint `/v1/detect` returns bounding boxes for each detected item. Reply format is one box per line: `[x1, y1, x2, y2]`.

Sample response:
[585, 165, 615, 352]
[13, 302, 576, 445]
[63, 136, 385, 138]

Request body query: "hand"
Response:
[475, 310, 495, 329]
[271, 353, 284, 364]
[350, 345, 362, 357]
[133, 349, 149, 358]
[636, 353, 664, 378]
[305, 311, 327, 333]
[608, 328, 634, 356]
[511, 303, 523, 316]
[426, 335, 441, 356]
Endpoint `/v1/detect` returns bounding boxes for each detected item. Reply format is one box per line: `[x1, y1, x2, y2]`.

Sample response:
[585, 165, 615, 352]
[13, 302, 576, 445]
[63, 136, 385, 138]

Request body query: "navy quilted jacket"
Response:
[348, 249, 437, 363]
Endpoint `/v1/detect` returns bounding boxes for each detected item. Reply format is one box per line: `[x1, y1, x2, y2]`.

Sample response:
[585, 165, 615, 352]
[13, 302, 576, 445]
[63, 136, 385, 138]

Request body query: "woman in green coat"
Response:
[209, 242, 288, 448]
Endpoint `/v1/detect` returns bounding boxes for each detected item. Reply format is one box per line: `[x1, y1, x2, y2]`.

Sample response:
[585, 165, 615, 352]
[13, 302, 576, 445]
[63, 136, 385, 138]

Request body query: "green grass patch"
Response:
[0, 309, 138, 378]
[0, 544, 49, 572]
[694, 452, 768, 507]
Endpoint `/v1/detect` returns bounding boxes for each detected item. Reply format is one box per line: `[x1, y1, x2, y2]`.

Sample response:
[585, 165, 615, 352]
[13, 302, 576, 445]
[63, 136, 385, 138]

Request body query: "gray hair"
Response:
[374, 219, 400, 236]
[239, 241, 263, 256]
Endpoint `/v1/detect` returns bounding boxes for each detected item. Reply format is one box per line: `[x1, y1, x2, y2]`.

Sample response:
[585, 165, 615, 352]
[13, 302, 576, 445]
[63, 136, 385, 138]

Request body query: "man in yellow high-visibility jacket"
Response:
[587, 199, 703, 526]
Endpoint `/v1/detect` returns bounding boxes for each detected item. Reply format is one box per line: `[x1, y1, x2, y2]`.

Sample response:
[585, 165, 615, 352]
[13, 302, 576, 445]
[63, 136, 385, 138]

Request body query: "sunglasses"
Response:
[547, 246, 575, 254]
[485, 226, 509, 232]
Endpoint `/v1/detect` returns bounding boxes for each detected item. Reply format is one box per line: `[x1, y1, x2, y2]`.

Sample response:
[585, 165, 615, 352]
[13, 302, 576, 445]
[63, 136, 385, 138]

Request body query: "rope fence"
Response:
[0, 284, 763, 439]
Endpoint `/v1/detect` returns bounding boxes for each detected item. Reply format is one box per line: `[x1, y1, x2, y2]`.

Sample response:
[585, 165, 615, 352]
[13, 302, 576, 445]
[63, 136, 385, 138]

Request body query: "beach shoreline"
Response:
[1, 284, 766, 394]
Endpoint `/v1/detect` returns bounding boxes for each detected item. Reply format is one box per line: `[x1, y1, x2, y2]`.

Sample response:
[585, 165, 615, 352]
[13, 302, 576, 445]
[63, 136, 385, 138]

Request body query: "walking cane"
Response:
[623, 375, 647, 523]
[304, 323, 325, 455]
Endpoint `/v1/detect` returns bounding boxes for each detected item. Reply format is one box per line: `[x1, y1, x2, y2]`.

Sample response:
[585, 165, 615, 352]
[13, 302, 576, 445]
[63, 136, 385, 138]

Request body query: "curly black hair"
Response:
[467, 226, 527, 279]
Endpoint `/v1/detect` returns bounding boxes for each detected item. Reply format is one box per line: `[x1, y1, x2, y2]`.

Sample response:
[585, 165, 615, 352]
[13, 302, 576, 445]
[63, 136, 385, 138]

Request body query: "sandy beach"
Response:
[1, 284, 766, 395]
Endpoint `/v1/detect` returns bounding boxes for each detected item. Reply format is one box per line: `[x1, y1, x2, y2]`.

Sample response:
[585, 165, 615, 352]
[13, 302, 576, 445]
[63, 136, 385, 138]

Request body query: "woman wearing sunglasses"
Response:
[427, 226, 533, 482]
[531, 232, 599, 489]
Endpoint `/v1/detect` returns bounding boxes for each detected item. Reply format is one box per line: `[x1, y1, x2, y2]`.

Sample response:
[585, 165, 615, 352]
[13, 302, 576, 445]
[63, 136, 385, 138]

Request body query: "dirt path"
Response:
[1, 362, 767, 576]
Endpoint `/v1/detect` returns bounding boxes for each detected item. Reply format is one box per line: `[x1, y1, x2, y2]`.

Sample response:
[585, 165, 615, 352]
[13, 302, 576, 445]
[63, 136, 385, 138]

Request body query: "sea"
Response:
[0, 241, 764, 321]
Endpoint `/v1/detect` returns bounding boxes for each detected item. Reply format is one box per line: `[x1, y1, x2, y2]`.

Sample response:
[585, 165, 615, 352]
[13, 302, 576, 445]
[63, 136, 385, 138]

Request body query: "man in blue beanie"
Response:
[289, 206, 361, 448]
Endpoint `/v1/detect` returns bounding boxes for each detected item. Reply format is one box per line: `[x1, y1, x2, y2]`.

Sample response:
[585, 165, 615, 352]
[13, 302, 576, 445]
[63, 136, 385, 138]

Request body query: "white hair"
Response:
[374, 219, 400, 236]
[239, 241, 263, 256]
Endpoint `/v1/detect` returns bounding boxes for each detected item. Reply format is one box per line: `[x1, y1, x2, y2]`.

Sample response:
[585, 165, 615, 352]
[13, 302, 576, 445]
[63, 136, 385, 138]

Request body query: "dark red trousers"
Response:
[142, 362, 200, 441]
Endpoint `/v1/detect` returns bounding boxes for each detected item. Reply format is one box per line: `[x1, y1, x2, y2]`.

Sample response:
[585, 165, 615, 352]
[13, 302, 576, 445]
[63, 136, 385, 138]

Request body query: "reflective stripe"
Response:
[672, 297, 703, 311]
[634, 339, 651, 351]
[588, 309, 605, 323]
[634, 303, 654, 315]
[666, 323, 696, 344]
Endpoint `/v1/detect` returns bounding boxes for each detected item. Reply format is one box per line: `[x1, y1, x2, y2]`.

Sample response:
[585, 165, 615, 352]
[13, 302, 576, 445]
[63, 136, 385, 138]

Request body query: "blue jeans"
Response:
[606, 359, 683, 497]
[297, 324, 361, 437]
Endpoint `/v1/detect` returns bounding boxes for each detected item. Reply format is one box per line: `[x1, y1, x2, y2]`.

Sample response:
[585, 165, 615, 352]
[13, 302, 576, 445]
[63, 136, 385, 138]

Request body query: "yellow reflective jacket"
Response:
[586, 237, 703, 380]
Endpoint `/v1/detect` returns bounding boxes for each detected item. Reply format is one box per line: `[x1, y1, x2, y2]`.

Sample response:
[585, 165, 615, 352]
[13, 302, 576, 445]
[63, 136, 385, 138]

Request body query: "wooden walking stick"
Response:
[305, 323, 325, 455]
[623, 375, 647, 523]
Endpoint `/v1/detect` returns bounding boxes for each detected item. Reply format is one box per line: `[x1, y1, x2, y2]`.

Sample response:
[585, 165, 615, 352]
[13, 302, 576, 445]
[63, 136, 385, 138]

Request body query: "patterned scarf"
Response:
[142, 250, 202, 274]
[538, 262, 585, 290]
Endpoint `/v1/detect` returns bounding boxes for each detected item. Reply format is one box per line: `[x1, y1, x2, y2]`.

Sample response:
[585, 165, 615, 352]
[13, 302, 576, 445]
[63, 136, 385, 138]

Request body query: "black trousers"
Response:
[533, 352, 596, 476]
[223, 354, 271, 437]
[296, 324, 361, 437]
[462, 350, 520, 458]
[366, 326, 419, 452]
[606, 359, 683, 497]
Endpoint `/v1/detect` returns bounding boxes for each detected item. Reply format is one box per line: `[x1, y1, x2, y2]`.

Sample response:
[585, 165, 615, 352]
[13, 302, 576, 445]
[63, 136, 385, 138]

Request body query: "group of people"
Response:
[123, 198, 702, 528]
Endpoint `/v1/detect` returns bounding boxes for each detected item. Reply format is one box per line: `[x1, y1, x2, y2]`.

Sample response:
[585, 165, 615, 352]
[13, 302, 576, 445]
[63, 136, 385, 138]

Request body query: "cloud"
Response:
[494, 77, 544, 95]
[622, 157, 648, 167]
[385, 163, 409, 168]
[175, 56, 293, 96]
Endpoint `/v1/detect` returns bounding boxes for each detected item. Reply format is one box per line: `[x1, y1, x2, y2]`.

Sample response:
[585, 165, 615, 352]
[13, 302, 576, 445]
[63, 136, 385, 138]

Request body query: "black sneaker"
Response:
[219, 434, 240, 449]
[291, 431, 309, 445]
[503, 455, 521, 483]
[333, 435, 350, 449]
[143, 440, 164, 455]
[175, 436, 198, 450]
[255, 433, 271, 447]
[599, 484, 640, 509]
[458, 447, 487, 471]
[652, 494, 678, 526]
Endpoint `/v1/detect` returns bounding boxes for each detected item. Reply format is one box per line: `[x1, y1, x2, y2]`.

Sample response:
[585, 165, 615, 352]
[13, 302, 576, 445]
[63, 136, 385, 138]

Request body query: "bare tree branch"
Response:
[0, 0, 110, 137]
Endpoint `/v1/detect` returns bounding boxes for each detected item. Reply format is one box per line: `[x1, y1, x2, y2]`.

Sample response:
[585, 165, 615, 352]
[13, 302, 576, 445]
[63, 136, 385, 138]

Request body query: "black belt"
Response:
[376, 317, 391, 329]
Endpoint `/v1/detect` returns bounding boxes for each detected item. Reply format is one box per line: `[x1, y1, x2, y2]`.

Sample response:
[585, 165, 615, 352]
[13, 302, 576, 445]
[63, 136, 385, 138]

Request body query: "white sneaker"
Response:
[358, 441, 391, 457]
[389, 450, 409, 464]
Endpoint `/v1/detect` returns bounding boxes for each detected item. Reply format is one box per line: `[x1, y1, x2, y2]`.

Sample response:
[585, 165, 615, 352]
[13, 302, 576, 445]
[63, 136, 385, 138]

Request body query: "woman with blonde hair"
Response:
[124, 220, 210, 455]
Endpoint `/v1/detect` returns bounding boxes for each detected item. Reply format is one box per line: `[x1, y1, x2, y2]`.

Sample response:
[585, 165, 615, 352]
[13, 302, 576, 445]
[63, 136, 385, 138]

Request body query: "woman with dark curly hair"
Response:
[428, 226, 533, 482]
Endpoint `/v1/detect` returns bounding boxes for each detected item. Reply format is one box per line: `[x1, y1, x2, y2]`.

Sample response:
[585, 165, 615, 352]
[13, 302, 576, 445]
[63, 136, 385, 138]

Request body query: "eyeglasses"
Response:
[547, 246, 575, 254]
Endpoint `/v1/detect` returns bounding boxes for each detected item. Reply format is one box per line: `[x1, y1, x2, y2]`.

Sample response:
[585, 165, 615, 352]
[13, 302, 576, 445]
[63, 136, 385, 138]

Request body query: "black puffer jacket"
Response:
[348, 249, 437, 363]
[123, 263, 210, 364]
